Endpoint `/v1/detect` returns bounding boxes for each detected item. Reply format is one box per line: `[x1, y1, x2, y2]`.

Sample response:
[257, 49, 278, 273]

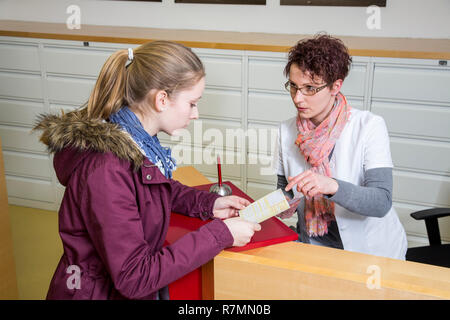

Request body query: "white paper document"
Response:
[238, 189, 291, 223]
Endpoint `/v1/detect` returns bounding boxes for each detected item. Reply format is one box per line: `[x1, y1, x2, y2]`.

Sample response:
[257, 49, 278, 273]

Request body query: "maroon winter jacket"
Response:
[34, 110, 233, 300]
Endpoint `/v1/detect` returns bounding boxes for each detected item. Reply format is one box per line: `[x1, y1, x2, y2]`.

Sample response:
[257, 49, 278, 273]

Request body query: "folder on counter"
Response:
[164, 181, 298, 253]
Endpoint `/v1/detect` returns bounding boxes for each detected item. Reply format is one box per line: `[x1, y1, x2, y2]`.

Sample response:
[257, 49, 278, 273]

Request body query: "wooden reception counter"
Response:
[172, 166, 450, 300]
[214, 242, 450, 299]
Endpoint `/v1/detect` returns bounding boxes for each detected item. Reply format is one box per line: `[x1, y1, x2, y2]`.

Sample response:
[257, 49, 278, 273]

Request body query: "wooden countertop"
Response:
[1, 20, 449, 60]
[215, 242, 450, 299]
[172, 166, 450, 299]
[172, 165, 211, 186]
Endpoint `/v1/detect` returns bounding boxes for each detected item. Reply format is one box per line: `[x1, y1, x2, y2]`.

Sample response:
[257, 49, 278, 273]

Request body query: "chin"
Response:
[171, 127, 189, 137]
[297, 110, 311, 118]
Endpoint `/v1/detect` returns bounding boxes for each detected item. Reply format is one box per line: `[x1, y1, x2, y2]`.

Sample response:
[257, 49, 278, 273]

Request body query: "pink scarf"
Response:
[295, 92, 351, 237]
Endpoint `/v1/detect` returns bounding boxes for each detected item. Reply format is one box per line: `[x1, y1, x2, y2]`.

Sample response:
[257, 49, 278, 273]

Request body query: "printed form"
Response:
[239, 189, 291, 223]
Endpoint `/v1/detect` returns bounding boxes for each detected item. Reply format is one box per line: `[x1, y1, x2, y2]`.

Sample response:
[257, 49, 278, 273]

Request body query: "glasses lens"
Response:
[285, 82, 328, 96]
[301, 86, 316, 96]
[303, 84, 329, 96]
[285, 82, 297, 95]
[284, 81, 291, 92]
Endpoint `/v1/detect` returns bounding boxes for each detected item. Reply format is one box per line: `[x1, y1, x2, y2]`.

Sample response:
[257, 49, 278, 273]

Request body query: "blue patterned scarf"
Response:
[109, 106, 177, 178]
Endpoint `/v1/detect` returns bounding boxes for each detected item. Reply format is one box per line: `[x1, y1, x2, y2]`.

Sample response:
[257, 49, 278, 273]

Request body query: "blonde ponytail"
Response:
[86, 41, 205, 120]
[87, 49, 129, 119]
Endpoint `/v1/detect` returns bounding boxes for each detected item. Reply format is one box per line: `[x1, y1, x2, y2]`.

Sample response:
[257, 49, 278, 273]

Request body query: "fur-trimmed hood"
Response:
[33, 108, 145, 186]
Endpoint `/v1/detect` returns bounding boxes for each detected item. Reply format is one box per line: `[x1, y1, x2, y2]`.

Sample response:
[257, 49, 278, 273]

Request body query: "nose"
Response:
[190, 106, 199, 120]
[292, 89, 305, 104]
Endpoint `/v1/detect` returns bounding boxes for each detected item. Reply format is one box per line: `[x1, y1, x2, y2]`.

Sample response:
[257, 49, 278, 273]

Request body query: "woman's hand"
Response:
[277, 196, 301, 219]
[223, 217, 261, 247]
[285, 170, 338, 198]
[212, 195, 251, 219]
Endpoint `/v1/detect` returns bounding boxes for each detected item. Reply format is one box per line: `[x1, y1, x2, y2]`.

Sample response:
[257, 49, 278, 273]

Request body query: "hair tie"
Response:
[127, 48, 134, 62]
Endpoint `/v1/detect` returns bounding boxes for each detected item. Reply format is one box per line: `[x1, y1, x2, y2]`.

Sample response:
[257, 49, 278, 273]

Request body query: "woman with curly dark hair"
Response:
[275, 34, 407, 260]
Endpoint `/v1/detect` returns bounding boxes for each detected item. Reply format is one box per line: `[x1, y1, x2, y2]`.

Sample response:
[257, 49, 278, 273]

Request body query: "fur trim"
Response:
[33, 108, 145, 168]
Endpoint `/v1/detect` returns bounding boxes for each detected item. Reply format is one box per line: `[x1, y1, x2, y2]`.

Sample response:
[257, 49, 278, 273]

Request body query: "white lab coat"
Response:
[275, 108, 408, 260]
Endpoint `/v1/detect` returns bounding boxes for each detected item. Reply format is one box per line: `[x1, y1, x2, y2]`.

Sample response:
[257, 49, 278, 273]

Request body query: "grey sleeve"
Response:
[326, 167, 393, 218]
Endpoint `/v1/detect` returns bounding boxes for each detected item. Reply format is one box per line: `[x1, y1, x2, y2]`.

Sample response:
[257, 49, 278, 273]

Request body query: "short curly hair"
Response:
[284, 33, 352, 86]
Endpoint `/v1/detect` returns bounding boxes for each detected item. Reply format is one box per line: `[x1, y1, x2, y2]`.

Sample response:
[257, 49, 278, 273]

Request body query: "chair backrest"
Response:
[411, 208, 450, 245]
[424, 218, 442, 245]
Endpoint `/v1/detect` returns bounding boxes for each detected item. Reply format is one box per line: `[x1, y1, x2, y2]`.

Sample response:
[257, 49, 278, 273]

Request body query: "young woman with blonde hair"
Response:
[35, 41, 260, 300]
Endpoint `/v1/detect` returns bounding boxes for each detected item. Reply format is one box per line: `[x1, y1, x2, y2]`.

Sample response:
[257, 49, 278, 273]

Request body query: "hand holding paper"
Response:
[278, 195, 302, 219]
[223, 217, 261, 247]
[213, 195, 251, 219]
[239, 189, 302, 223]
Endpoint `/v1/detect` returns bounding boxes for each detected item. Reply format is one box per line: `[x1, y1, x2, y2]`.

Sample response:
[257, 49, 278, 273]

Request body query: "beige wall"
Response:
[0, 0, 449, 39]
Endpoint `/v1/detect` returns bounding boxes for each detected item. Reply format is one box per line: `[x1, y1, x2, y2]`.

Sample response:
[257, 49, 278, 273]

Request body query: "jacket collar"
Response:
[34, 109, 147, 185]
[34, 108, 145, 166]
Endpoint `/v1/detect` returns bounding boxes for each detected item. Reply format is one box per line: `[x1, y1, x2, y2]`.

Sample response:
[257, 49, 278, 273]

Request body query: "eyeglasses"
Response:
[284, 81, 329, 96]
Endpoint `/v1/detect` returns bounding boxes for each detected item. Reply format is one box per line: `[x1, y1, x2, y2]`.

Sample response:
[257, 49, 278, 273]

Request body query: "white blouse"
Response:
[274, 108, 408, 260]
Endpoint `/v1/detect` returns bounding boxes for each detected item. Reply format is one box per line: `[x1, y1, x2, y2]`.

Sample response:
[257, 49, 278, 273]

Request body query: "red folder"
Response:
[165, 181, 298, 299]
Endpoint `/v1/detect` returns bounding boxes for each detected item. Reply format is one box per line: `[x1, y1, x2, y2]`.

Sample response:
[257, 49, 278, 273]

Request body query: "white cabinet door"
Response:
[43, 46, 113, 77]
[0, 42, 40, 72]
[373, 65, 450, 104]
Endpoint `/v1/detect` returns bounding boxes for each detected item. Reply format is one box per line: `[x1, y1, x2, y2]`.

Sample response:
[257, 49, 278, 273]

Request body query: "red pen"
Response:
[217, 155, 222, 187]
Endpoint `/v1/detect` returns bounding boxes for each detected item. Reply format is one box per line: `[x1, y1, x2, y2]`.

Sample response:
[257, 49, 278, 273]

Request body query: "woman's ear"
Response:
[330, 79, 343, 96]
[153, 90, 168, 112]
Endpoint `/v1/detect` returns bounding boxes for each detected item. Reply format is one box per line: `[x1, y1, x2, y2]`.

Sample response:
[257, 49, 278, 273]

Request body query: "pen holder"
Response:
[209, 183, 232, 196]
